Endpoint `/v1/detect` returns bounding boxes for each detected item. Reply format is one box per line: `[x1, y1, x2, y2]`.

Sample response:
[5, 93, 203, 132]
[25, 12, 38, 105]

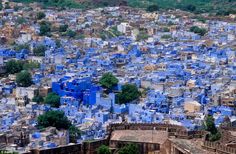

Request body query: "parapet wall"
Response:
[202, 141, 236, 154]
[108, 123, 185, 131]
[23, 139, 108, 154]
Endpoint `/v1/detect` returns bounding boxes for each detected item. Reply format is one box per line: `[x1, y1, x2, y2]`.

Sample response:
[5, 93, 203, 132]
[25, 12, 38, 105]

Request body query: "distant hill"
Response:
[128, 0, 236, 15]
[10, 0, 236, 15]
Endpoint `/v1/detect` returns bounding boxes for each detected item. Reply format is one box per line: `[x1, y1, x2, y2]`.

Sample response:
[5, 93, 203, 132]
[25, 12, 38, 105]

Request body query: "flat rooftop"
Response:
[110, 130, 168, 144]
[170, 138, 211, 154]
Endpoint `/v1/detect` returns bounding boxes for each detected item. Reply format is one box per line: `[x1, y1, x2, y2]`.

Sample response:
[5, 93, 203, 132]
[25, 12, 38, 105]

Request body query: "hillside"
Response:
[8, 0, 236, 15]
[127, 0, 236, 14]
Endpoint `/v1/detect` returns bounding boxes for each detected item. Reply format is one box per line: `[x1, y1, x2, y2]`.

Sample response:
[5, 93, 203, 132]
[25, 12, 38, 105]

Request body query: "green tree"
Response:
[69, 125, 81, 143]
[185, 4, 196, 12]
[4, 2, 11, 9]
[55, 39, 61, 48]
[32, 95, 44, 104]
[39, 21, 51, 36]
[33, 45, 46, 56]
[14, 5, 20, 11]
[5, 60, 24, 74]
[161, 34, 172, 39]
[204, 115, 221, 142]
[16, 71, 33, 87]
[0, 150, 18, 154]
[163, 27, 170, 32]
[146, 4, 159, 12]
[66, 29, 77, 38]
[14, 43, 29, 51]
[36, 12, 46, 20]
[97, 145, 111, 154]
[118, 144, 138, 154]
[136, 31, 149, 41]
[204, 115, 217, 134]
[59, 24, 68, 32]
[190, 26, 207, 36]
[99, 73, 119, 92]
[116, 84, 140, 104]
[37, 110, 71, 129]
[23, 61, 40, 70]
[16, 17, 27, 24]
[44, 92, 60, 108]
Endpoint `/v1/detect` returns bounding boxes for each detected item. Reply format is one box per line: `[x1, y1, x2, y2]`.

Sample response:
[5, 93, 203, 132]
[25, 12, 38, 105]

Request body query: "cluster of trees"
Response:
[6, 60, 40, 74]
[204, 115, 221, 142]
[5, 60, 40, 87]
[99, 72, 119, 93]
[37, 110, 81, 143]
[39, 21, 52, 36]
[16, 71, 33, 87]
[161, 34, 172, 40]
[6, 60, 24, 74]
[33, 45, 46, 56]
[99, 73, 140, 104]
[97, 144, 138, 154]
[14, 43, 30, 51]
[32, 92, 60, 107]
[36, 12, 46, 20]
[190, 26, 207, 36]
[44, 92, 60, 107]
[116, 84, 140, 104]
[0, 150, 18, 154]
[146, 4, 159, 12]
[39, 21, 77, 38]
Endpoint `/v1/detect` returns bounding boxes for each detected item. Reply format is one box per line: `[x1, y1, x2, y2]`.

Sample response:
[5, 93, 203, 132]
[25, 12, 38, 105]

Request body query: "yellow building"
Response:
[184, 100, 201, 113]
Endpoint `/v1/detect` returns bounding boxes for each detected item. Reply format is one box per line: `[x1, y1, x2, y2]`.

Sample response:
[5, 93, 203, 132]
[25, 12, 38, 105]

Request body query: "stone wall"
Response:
[202, 141, 236, 154]
[23, 139, 108, 154]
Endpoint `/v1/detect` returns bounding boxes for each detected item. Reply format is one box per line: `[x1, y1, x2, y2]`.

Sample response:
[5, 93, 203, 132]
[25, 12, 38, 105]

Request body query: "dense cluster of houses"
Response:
[0, 1, 236, 153]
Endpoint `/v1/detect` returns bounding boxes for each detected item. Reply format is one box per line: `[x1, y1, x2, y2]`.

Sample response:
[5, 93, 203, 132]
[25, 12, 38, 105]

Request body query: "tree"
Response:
[16, 71, 33, 87]
[14, 43, 30, 51]
[161, 34, 172, 39]
[66, 29, 77, 38]
[163, 27, 170, 32]
[59, 24, 68, 32]
[37, 110, 71, 129]
[204, 115, 217, 134]
[185, 4, 196, 12]
[32, 95, 44, 104]
[16, 17, 27, 24]
[97, 145, 111, 154]
[55, 39, 61, 48]
[0, 2, 2, 10]
[5, 60, 24, 74]
[204, 115, 221, 142]
[69, 125, 81, 143]
[146, 4, 159, 12]
[116, 84, 140, 104]
[190, 26, 207, 36]
[0, 150, 18, 154]
[36, 12, 46, 20]
[99, 73, 119, 92]
[33, 45, 46, 56]
[118, 144, 138, 154]
[44, 92, 60, 108]
[23, 61, 40, 70]
[4, 2, 11, 9]
[39, 21, 51, 36]
[136, 30, 149, 41]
